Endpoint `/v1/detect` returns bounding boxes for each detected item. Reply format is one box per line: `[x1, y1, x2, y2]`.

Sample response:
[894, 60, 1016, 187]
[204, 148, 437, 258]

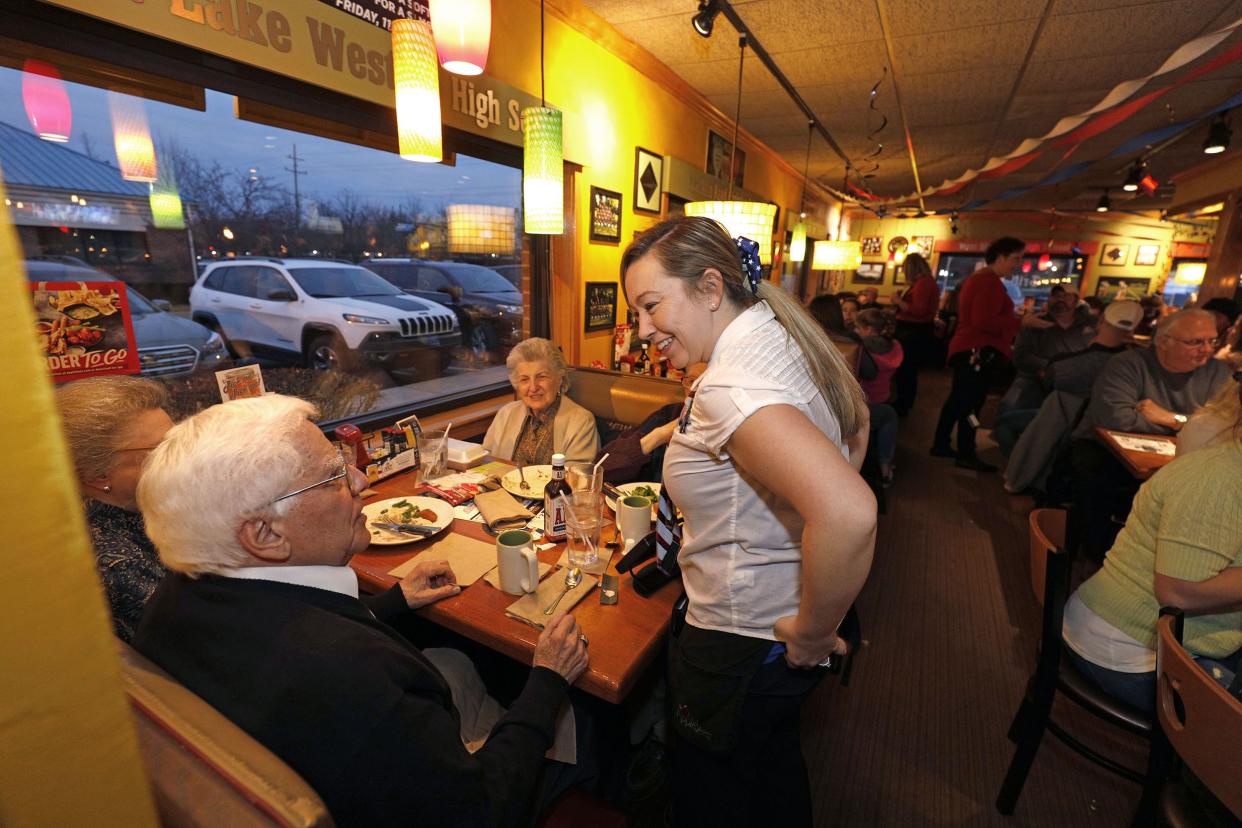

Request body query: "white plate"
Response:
[606, 482, 661, 514]
[363, 496, 455, 546]
[500, 464, 554, 499]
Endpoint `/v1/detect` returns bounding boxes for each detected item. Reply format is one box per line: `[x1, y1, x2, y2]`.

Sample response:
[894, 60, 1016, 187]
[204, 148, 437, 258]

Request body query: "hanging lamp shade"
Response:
[811, 239, 862, 271]
[21, 60, 71, 143]
[523, 106, 563, 234]
[789, 220, 807, 263]
[392, 15, 443, 163]
[107, 92, 157, 183]
[684, 201, 777, 264]
[431, 0, 491, 76]
[447, 204, 515, 254]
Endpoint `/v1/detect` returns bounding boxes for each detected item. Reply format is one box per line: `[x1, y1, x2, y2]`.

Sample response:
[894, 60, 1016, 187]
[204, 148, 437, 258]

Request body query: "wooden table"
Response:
[350, 469, 681, 704]
[1094, 427, 1178, 480]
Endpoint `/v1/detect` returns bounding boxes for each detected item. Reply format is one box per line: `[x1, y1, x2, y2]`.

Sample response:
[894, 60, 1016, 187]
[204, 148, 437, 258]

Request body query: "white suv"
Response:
[190, 258, 461, 374]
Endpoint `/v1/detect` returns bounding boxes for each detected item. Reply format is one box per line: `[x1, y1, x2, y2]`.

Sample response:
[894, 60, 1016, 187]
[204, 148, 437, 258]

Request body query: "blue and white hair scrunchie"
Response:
[734, 236, 762, 294]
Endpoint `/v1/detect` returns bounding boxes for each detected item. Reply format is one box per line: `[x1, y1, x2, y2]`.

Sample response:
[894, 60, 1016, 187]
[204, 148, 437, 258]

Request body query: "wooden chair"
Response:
[1132, 611, 1242, 827]
[995, 509, 1152, 815]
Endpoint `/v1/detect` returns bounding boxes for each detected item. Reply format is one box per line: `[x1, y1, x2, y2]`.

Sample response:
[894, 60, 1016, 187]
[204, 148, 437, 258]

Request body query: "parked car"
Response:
[190, 258, 460, 375]
[359, 259, 523, 358]
[25, 259, 227, 378]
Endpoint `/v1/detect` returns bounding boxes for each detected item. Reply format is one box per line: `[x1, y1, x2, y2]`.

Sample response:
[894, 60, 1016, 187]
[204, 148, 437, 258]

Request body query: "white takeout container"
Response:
[445, 438, 488, 470]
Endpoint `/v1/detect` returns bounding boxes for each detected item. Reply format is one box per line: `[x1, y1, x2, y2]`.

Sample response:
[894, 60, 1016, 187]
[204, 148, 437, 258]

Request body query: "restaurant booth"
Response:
[0, 1, 825, 823]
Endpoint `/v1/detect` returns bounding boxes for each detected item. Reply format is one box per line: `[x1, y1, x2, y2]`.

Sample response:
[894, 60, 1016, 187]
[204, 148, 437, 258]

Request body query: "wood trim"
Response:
[552, 163, 583, 363]
[544, 0, 834, 206]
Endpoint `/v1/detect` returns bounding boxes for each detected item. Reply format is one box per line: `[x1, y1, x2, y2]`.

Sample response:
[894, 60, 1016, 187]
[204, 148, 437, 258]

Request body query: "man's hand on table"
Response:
[533, 612, 589, 684]
[1135, 398, 1180, 430]
[397, 559, 461, 609]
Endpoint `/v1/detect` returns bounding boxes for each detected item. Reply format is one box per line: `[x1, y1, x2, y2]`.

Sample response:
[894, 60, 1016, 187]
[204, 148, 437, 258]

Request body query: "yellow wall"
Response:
[843, 211, 1212, 300]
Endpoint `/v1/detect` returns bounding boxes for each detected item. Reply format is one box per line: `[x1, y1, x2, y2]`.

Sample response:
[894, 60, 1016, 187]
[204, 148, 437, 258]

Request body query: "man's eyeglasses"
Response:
[272, 448, 359, 503]
[1164, 335, 1217, 349]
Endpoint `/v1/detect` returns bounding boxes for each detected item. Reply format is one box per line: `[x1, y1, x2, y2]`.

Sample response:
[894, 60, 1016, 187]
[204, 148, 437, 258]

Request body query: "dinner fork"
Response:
[517, 462, 530, 491]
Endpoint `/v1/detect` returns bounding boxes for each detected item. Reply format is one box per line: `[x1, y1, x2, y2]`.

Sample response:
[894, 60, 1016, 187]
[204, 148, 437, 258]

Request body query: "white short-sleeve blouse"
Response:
[663, 301, 851, 641]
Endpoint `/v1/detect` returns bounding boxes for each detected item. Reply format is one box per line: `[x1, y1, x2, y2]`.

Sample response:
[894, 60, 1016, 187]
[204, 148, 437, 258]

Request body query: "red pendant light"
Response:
[431, 0, 491, 76]
[21, 59, 72, 143]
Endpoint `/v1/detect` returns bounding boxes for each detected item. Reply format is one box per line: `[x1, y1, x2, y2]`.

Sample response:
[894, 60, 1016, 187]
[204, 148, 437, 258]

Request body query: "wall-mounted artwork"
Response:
[1134, 244, 1161, 267]
[910, 236, 935, 259]
[1099, 243, 1129, 266]
[1095, 276, 1151, 301]
[589, 186, 622, 243]
[706, 130, 745, 189]
[854, 262, 885, 285]
[585, 282, 619, 333]
[634, 147, 663, 215]
[861, 236, 883, 256]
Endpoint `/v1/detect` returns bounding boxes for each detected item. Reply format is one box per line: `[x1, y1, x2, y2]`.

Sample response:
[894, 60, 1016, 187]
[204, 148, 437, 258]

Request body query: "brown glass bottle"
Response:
[543, 453, 572, 542]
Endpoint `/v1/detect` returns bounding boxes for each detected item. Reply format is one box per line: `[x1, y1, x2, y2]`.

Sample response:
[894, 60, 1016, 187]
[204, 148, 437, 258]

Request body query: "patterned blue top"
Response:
[85, 500, 166, 642]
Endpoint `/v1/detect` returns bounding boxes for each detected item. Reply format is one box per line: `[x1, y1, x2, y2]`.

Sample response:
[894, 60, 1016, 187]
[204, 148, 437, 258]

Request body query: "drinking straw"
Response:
[442, 422, 453, 444]
[593, 452, 609, 474]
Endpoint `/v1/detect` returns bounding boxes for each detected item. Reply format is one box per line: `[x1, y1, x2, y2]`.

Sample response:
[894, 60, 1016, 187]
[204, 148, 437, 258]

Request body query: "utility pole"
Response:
[285, 143, 306, 253]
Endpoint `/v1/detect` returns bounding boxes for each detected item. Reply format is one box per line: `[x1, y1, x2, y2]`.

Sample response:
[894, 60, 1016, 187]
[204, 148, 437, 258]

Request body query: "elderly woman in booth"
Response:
[482, 337, 599, 465]
[55, 375, 175, 641]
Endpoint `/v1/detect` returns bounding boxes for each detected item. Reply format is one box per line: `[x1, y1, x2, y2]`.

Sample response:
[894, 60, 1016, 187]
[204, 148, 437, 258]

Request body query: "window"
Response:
[4, 50, 529, 425]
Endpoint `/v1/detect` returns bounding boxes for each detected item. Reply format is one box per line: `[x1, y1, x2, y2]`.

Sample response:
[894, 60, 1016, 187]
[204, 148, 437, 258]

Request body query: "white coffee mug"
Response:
[496, 529, 539, 595]
[616, 495, 653, 553]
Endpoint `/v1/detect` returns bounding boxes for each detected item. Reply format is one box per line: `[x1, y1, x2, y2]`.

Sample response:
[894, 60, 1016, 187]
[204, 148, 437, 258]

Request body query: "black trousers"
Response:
[671, 628, 825, 828]
[893, 321, 935, 415]
[933, 351, 991, 458]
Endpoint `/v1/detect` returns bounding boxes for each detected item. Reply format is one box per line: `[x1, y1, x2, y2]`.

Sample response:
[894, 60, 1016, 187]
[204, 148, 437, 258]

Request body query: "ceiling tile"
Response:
[883, 0, 1047, 36]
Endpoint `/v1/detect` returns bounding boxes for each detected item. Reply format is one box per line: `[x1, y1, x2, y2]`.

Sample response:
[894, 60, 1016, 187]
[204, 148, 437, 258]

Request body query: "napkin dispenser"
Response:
[445, 438, 488, 470]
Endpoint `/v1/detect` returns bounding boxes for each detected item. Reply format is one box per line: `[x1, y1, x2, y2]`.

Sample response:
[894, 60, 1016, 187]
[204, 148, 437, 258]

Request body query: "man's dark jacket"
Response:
[133, 573, 567, 827]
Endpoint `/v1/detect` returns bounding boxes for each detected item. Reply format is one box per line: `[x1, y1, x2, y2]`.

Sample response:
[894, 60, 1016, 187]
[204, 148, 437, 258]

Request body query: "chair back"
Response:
[119, 642, 334, 828]
[830, 338, 862, 377]
[1028, 508, 1067, 607]
[1154, 615, 1242, 818]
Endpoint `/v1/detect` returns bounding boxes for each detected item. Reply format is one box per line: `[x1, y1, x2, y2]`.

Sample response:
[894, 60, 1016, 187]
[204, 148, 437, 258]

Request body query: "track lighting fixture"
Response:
[692, 0, 721, 37]
[1096, 191, 1111, 213]
[1203, 112, 1231, 155]
[1122, 159, 1144, 192]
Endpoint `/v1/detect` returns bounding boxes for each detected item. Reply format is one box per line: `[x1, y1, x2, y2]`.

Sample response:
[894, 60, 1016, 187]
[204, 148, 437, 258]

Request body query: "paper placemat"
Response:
[1110, 432, 1176, 456]
[505, 569, 598, 627]
[555, 548, 613, 578]
[388, 533, 497, 587]
[482, 560, 553, 592]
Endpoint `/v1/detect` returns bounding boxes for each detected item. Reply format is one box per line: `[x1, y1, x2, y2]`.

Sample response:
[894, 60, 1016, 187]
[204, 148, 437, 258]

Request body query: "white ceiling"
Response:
[581, 0, 1242, 212]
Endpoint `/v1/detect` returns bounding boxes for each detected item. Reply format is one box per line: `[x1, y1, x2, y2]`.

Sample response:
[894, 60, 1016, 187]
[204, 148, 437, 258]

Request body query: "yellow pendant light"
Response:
[686, 34, 773, 263]
[431, 0, 491, 76]
[812, 239, 862, 271]
[392, 14, 442, 163]
[523, 0, 563, 234]
[107, 93, 157, 183]
[789, 120, 814, 263]
[447, 204, 516, 254]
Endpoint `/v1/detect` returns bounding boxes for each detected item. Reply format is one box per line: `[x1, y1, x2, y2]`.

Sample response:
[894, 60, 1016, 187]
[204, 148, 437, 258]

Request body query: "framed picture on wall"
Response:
[1134, 244, 1161, 266]
[634, 147, 663, 215]
[1094, 276, 1151, 302]
[861, 236, 883, 255]
[911, 235, 935, 258]
[584, 282, 618, 333]
[892, 262, 908, 286]
[1099, 243, 1129, 266]
[589, 186, 622, 243]
[706, 130, 745, 189]
[854, 262, 885, 285]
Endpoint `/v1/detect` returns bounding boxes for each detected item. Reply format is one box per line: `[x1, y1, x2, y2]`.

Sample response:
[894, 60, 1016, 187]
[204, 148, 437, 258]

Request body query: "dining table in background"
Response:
[1094, 427, 1178, 481]
[350, 465, 681, 704]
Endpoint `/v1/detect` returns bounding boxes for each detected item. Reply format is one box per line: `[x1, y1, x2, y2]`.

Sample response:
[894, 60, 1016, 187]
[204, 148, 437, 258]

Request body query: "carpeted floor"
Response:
[802, 369, 1147, 827]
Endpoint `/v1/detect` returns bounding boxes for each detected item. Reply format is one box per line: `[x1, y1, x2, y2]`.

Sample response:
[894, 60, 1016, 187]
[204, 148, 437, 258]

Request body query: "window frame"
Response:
[1, 3, 540, 433]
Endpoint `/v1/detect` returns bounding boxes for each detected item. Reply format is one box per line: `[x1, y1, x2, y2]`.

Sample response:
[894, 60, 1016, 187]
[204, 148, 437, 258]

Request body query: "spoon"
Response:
[543, 567, 582, 615]
[517, 462, 530, 492]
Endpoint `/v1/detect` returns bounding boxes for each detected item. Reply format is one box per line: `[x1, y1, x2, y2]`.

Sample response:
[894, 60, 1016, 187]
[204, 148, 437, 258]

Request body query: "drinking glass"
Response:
[566, 463, 603, 497]
[564, 491, 602, 569]
[419, 428, 448, 482]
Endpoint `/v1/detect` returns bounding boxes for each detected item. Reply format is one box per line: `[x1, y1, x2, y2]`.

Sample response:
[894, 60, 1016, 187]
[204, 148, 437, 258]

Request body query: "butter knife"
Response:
[371, 521, 439, 537]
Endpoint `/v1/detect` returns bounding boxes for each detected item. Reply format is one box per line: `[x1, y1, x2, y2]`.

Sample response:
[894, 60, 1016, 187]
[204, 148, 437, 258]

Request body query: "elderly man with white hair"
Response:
[1070, 308, 1232, 558]
[132, 394, 589, 827]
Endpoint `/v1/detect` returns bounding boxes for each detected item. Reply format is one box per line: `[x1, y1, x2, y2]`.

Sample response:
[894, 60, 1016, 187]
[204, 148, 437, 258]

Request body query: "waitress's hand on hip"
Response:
[774, 615, 847, 669]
